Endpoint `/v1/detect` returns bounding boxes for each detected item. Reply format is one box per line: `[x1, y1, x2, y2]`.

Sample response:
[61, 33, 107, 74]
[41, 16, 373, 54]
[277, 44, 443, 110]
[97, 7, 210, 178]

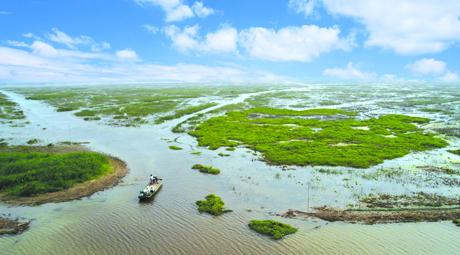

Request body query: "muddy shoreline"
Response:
[281, 207, 460, 224]
[0, 156, 128, 206]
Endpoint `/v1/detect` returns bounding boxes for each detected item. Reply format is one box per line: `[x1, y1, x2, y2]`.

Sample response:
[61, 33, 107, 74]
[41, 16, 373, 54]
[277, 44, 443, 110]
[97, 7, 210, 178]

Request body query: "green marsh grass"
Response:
[192, 164, 220, 175]
[155, 103, 218, 124]
[0, 92, 25, 121]
[248, 220, 297, 240]
[448, 149, 460, 156]
[195, 194, 228, 215]
[16, 86, 266, 126]
[190, 107, 447, 168]
[168, 145, 183, 150]
[0, 146, 112, 197]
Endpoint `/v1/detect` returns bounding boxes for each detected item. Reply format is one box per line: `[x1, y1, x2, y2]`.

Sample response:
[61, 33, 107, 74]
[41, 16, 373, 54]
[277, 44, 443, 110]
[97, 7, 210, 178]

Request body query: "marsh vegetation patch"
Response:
[448, 149, 460, 156]
[0, 145, 121, 200]
[248, 220, 297, 240]
[195, 194, 229, 215]
[15, 86, 266, 127]
[168, 145, 183, 150]
[191, 164, 220, 175]
[359, 193, 460, 209]
[0, 92, 25, 124]
[190, 107, 447, 168]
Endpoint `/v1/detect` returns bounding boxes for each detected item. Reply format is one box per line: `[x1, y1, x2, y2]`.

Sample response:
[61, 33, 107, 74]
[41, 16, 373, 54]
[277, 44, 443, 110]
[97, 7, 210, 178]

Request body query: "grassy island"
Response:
[0, 145, 127, 205]
[192, 164, 220, 175]
[195, 194, 228, 215]
[248, 220, 297, 240]
[190, 107, 447, 168]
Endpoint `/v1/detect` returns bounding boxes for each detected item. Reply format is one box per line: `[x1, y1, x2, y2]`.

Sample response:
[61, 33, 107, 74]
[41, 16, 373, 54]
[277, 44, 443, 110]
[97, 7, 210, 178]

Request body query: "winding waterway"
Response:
[1, 88, 460, 255]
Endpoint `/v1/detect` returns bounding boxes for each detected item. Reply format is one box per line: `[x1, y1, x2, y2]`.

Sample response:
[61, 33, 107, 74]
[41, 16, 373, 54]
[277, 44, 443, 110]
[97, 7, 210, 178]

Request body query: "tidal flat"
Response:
[1, 84, 460, 254]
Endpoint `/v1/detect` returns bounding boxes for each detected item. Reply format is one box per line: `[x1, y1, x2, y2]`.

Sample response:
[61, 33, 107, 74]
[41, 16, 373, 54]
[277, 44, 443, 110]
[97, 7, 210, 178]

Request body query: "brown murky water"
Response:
[1, 87, 460, 255]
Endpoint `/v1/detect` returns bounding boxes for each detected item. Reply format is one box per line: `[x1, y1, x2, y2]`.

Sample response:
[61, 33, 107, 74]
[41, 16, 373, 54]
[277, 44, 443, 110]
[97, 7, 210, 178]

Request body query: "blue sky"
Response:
[1, 0, 459, 83]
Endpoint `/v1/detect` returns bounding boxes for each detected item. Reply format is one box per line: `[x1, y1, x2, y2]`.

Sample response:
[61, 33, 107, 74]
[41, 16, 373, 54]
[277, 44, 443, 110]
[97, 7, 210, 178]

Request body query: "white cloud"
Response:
[0, 42, 283, 83]
[289, 0, 317, 16]
[406, 58, 458, 82]
[23, 33, 35, 38]
[323, 62, 375, 79]
[406, 58, 446, 76]
[203, 27, 238, 52]
[47, 28, 110, 51]
[0, 46, 113, 81]
[6, 40, 29, 47]
[441, 71, 459, 82]
[144, 24, 159, 34]
[239, 25, 352, 62]
[164, 25, 237, 53]
[31, 41, 59, 57]
[164, 25, 200, 52]
[0, 46, 48, 67]
[116, 49, 139, 61]
[2, 27, 272, 83]
[192, 1, 214, 18]
[321, 0, 460, 54]
[163, 24, 352, 61]
[167, 4, 194, 22]
[135, 0, 214, 22]
[48, 28, 89, 48]
[27, 40, 110, 60]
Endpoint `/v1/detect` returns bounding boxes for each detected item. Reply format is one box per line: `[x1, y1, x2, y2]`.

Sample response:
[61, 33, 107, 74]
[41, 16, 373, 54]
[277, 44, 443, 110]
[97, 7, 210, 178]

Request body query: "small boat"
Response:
[138, 179, 163, 201]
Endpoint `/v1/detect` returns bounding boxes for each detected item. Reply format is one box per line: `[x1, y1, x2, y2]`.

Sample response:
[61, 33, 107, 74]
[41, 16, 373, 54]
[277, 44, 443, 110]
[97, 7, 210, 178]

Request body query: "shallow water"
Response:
[1, 86, 460, 255]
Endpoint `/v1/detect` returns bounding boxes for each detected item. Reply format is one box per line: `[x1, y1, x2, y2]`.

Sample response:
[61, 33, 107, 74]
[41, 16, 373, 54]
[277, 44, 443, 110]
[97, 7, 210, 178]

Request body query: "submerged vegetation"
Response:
[0, 92, 25, 123]
[248, 220, 297, 240]
[289, 191, 460, 224]
[0, 146, 113, 197]
[168, 145, 183, 150]
[448, 149, 460, 156]
[359, 193, 460, 209]
[155, 103, 218, 124]
[195, 194, 228, 215]
[26, 139, 40, 145]
[190, 107, 447, 168]
[192, 164, 220, 175]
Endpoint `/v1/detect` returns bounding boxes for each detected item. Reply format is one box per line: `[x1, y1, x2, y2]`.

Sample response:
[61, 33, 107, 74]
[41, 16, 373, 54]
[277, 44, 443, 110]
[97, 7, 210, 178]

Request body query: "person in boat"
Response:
[149, 174, 158, 185]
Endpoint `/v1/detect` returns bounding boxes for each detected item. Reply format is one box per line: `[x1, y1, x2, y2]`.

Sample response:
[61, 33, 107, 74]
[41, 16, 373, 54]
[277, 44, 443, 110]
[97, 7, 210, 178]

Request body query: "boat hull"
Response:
[138, 181, 163, 201]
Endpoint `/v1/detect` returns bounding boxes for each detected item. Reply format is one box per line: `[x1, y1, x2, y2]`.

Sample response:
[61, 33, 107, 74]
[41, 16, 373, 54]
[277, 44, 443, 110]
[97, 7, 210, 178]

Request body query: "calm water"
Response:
[1, 88, 460, 255]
